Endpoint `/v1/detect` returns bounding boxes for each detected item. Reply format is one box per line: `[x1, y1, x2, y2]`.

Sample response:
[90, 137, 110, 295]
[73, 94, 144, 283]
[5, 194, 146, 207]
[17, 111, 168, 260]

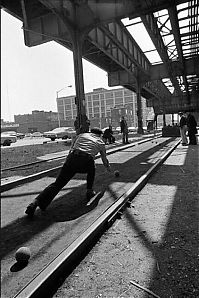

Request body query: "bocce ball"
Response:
[15, 247, 31, 263]
[114, 170, 120, 177]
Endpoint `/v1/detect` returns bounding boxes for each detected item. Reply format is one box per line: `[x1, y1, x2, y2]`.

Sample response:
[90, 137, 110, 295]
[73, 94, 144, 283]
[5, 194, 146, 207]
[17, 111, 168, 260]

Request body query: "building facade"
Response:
[14, 110, 59, 133]
[57, 87, 154, 128]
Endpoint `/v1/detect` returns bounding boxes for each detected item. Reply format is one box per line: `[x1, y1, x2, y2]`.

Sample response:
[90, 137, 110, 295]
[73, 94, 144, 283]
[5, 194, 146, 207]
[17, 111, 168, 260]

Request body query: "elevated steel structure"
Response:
[1, 0, 199, 131]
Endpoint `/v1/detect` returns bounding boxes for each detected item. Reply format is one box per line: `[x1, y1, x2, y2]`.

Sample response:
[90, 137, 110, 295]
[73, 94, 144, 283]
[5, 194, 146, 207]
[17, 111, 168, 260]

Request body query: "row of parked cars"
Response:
[1, 127, 76, 146]
[1, 126, 138, 146]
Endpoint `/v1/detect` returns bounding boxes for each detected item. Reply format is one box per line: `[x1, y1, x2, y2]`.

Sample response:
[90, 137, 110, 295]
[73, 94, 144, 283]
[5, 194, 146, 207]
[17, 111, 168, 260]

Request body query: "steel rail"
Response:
[1, 133, 160, 173]
[13, 138, 181, 298]
[1, 135, 160, 193]
[1, 154, 66, 172]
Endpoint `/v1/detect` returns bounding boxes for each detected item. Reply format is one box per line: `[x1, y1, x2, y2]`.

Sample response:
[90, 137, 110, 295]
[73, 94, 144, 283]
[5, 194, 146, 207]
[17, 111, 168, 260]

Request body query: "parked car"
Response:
[1, 132, 17, 146]
[32, 132, 43, 137]
[128, 126, 136, 132]
[115, 127, 121, 133]
[43, 127, 76, 141]
[16, 132, 25, 139]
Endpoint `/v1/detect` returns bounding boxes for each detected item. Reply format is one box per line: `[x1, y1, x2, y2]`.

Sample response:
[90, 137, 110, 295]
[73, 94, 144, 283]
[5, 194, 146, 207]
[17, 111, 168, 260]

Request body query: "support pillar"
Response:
[172, 113, 174, 125]
[136, 80, 144, 134]
[163, 113, 166, 127]
[72, 30, 88, 133]
[154, 114, 158, 129]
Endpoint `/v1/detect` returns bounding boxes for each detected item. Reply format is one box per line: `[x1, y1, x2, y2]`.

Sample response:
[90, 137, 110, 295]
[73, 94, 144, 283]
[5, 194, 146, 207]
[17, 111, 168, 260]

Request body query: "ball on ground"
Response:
[114, 170, 120, 177]
[15, 247, 31, 263]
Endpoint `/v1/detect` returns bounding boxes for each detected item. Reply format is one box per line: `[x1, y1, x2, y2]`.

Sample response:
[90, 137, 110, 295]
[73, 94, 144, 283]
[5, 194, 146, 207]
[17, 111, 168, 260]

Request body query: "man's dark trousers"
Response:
[36, 150, 95, 210]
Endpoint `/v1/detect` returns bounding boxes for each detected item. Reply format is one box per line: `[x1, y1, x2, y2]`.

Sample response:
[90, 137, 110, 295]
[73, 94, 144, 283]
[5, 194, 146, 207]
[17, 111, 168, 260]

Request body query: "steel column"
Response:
[136, 79, 144, 134]
[71, 30, 87, 132]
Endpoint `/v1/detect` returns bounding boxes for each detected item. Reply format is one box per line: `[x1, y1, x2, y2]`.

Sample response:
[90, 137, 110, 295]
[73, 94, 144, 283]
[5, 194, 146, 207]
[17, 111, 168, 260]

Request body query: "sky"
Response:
[1, 10, 115, 122]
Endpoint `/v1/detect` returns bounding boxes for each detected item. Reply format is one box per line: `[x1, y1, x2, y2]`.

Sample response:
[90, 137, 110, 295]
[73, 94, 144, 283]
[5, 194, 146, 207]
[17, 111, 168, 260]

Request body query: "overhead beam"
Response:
[1, 0, 189, 29]
[150, 56, 199, 80]
[141, 13, 182, 95]
[168, 6, 190, 98]
[108, 70, 171, 99]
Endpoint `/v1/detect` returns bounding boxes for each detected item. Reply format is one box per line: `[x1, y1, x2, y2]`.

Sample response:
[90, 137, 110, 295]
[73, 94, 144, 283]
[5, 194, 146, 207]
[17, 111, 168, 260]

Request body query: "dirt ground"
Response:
[1, 141, 69, 179]
[1, 137, 198, 297]
[54, 144, 199, 298]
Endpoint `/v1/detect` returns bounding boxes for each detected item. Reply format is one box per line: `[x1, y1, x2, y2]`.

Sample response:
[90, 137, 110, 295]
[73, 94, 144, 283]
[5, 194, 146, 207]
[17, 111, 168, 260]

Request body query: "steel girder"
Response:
[1, 0, 189, 29]
[150, 56, 199, 80]
[168, 5, 190, 98]
[1, 0, 198, 113]
[141, 13, 183, 95]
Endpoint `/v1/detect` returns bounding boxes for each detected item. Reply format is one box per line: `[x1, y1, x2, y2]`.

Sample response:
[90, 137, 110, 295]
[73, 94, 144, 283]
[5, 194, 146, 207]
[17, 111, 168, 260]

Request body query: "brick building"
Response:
[14, 110, 59, 133]
[57, 87, 154, 129]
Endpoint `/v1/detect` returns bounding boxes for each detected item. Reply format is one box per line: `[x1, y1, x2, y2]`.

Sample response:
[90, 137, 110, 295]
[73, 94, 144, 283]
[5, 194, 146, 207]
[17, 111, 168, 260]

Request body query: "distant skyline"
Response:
[1, 10, 116, 122]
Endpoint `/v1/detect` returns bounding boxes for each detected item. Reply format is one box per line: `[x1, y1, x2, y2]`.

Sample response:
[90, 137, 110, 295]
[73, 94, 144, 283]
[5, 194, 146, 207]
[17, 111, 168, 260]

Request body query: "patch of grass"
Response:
[1, 142, 70, 171]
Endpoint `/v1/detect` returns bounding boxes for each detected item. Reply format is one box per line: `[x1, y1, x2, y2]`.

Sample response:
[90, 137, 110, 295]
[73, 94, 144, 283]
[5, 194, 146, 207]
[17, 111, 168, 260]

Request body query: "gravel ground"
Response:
[54, 143, 199, 298]
[1, 140, 70, 180]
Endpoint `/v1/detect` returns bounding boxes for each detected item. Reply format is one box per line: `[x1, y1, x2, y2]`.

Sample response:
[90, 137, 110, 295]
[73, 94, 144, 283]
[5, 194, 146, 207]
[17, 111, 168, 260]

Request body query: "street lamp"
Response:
[56, 85, 72, 127]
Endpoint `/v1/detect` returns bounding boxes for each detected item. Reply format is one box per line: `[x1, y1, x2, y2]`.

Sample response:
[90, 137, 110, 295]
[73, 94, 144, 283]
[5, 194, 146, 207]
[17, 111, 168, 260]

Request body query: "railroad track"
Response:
[0, 134, 160, 193]
[1, 136, 180, 298]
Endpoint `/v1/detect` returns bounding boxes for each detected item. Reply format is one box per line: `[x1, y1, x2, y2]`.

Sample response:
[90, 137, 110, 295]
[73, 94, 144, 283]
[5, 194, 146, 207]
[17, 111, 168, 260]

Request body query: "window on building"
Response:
[115, 97, 123, 104]
[65, 110, 72, 116]
[106, 98, 114, 105]
[114, 91, 123, 97]
[114, 104, 124, 109]
[100, 100, 105, 107]
[124, 96, 134, 103]
[57, 102, 64, 108]
[65, 104, 71, 110]
[94, 107, 99, 114]
[59, 113, 64, 120]
[105, 92, 113, 99]
[58, 106, 65, 113]
[93, 100, 99, 107]
[93, 94, 99, 100]
[88, 108, 93, 115]
[124, 89, 132, 96]
[87, 101, 92, 107]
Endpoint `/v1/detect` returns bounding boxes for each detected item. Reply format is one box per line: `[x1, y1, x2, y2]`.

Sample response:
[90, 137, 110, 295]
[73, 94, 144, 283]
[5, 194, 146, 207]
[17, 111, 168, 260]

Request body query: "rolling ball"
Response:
[114, 170, 120, 177]
[15, 247, 31, 263]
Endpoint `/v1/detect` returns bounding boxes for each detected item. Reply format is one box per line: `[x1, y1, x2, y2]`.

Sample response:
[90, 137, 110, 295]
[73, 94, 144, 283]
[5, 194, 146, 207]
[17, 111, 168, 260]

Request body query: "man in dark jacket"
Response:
[186, 113, 197, 145]
[103, 125, 115, 144]
[179, 112, 188, 145]
[120, 116, 129, 144]
[25, 127, 111, 217]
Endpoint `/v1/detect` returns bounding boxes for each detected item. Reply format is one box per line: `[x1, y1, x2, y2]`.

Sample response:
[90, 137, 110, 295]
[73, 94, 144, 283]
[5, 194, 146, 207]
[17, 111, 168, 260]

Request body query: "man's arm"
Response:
[100, 149, 111, 172]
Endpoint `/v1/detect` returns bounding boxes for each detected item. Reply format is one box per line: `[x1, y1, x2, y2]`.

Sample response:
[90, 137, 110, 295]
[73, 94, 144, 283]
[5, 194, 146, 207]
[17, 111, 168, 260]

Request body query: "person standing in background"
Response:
[179, 112, 188, 145]
[186, 112, 197, 145]
[120, 116, 129, 144]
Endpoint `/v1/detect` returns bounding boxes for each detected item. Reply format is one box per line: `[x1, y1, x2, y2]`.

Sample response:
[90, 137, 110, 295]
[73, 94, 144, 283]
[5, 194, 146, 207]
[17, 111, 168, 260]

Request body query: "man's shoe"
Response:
[25, 203, 37, 217]
[86, 190, 96, 200]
